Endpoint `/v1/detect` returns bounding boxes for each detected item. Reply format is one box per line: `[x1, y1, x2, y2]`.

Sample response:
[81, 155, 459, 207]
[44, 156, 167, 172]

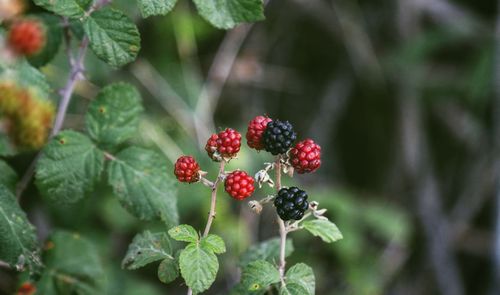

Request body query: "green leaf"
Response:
[168, 224, 198, 243]
[158, 258, 179, 284]
[302, 219, 343, 243]
[107, 147, 178, 225]
[241, 260, 280, 293]
[35, 131, 105, 204]
[280, 263, 315, 295]
[239, 238, 294, 267]
[83, 8, 141, 67]
[122, 231, 173, 270]
[192, 0, 265, 29]
[86, 83, 143, 146]
[0, 133, 15, 156]
[200, 234, 226, 254]
[36, 231, 105, 294]
[33, 0, 92, 18]
[179, 243, 218, 294]
[28, 13, 63, 67]
[137, 0, 178, 18]
[0, 185, 42, 276]
[0, 160, 18, 192]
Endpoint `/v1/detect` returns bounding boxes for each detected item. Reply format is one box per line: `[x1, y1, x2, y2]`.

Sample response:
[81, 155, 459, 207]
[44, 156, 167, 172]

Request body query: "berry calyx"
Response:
[8, 18, 46, 56]
[224, 170, 255, 200]
[174, 156, 201, 183]
[205, 133, 220, 161]
[216, 128, 241, 159]
[289, 139, 321, 174]
[262, 120, 297, 155]
[246, 115, 272, 150]
[274, 187, 309, 221]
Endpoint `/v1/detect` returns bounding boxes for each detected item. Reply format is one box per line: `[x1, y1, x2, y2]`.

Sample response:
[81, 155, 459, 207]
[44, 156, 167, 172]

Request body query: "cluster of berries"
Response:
[173, 115, 322, 220]
[6, 18, 46, 56]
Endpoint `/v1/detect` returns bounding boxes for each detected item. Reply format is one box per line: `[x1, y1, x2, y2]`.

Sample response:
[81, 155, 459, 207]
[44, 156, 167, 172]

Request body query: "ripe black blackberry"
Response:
[274, 187, 309, 221]
[262, 120, 297, 155]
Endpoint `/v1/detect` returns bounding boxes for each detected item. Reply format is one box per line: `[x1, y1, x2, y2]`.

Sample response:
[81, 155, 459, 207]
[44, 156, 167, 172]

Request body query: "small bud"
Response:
[248, 200, 263, 214]
[254, 169, 274, 188]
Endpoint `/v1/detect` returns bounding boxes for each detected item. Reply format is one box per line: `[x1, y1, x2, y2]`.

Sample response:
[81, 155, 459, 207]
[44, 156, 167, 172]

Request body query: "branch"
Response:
[275, 156, 286, 284]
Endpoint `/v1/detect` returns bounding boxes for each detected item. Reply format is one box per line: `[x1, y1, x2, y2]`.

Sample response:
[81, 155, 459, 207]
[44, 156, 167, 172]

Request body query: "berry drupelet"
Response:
[274, 187, 309, 221]
[262, 120, 297, 155]
[174, 156, 201, 183]
[246, 115, 272, 150]
[289, 139, 321, 174]
[224, 170, 255, 200]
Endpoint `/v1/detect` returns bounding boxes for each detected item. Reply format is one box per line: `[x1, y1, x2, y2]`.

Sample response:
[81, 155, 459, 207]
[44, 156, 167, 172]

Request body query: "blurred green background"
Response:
[1, 0, 498, 294]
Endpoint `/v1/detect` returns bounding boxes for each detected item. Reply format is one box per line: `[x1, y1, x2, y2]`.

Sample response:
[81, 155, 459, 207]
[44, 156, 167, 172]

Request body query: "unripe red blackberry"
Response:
[274, 187, 309, 221]
[205, 133, 220, 161]
[17, 282, 36, 295]
[289, 139, 321, 174]
[246, 115, 272, 150]
[8, 18, 46, 56]
[224, 170, 255, 200]
[262, 120, 297, 155]
[216, 128, 241, 159]
[174, 156, 200, 183]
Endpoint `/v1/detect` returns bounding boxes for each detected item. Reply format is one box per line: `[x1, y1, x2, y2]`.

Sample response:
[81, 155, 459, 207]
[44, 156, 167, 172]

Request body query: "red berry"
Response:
[205, 133, 220, 161]
[224, 170, 255, 200]
[174, 156, 200, 183]
[17, 282, 36, 295]
[246, 115, 272, 150]
[289, 139, 321, 174]
[8, 19, 46, 56]
[216, 128, 241, 158]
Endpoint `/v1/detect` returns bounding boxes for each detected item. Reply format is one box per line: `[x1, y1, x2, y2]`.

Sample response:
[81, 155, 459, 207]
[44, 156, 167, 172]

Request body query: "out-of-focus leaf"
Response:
[200, 234, 226, 254]
[107, 147, 178, 225]
[157, 258, 179, 284]
[28, 13, 63, 67]
[137, 0, 178, 18]
[280, 263, 315, 295]
[0, 160, 17, 192]
[0, 185, 42, 276]
[83, 8, 141, 67]
[168, 224, 198, 243]
[122, 231, 173, 270]
[35, 131, 105, 204]
[179, 242, 218, 293]
[192, 0, 265, 29]
[33, 0, 92, 18]
[85, 83, 143, 146]
[302, 219, 343, 243]
[239, 238, 294, 267]
[36, 231, 105, 294]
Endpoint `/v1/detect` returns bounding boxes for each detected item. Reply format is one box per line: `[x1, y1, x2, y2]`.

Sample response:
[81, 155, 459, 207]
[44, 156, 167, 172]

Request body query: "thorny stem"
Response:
[187, 161, 226, 295]
[275, 156, 287, 285]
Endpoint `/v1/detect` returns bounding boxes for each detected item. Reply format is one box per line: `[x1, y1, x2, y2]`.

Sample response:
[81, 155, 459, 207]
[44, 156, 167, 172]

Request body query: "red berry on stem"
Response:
[224, 170, 255, 200]
[205, 133, 219, 161]
[174, 156, 201, 183]
[289, 139, 321, 174]
[216, 128, 241, 158]
[246, 115, 272, 150]
[17, 282, 36, 295]
[8, 18, 45, 56]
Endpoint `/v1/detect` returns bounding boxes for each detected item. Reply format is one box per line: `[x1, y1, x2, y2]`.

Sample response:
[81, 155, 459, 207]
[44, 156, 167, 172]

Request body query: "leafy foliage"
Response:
[0, 160, 18, 192]
[192, 0, 265, 29]
[200, 234, 226, 254]
[33, 0, 92, 18]
[28, 13, 63, 67]
[0, 186, 42, 276]
[107, 147, 178, 225]
[179, 242, 219, 294]
[83, 8, 141, 67]
[36, 231, 105, 294]
[302, 219, 343, 243]
[85, 83, 143, 146]
[240, 260, 280, 293]
[158, 258, 179, 284]
[168, 224, 198, 243]
[239, 238, 294, 267]
[35, 131, 105, 204]
[122, 231, 173, 270]
[280, 263, 315, 295]
[137, 0, 178, 18]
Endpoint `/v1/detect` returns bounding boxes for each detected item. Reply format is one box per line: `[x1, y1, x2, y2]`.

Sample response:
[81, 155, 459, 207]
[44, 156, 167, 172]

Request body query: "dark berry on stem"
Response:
[262, 120, 297, 155]
[274, 187, 309, 221]
[174, 156, 200, 183]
